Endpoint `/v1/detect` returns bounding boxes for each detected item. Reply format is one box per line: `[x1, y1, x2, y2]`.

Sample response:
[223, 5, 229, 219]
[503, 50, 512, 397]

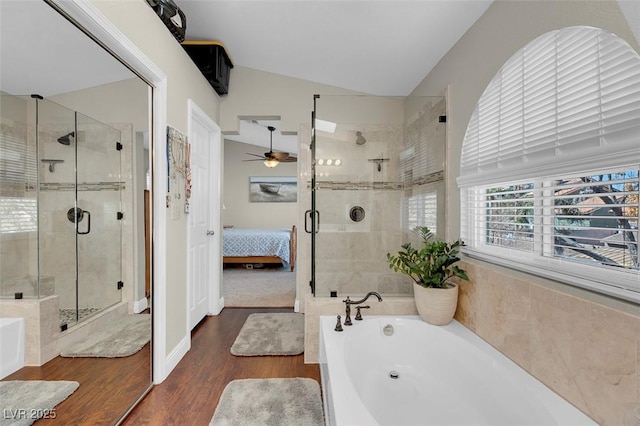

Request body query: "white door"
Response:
[187, 100, 222, 330]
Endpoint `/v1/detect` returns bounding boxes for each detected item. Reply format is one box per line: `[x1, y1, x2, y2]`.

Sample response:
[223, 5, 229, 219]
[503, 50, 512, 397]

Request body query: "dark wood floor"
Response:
[122, 308, 320, 425]
[1, 308, 317, 425]
[3, 308, 318, 425]
[4, 336, 151, 425]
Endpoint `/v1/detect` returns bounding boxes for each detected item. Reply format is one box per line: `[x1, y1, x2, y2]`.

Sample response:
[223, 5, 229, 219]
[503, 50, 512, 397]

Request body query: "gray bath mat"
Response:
[209, 378, 323, 426]
[230, 313, 304, 356]
[0, 380, 79, 426]
[61, 314, 150, 358]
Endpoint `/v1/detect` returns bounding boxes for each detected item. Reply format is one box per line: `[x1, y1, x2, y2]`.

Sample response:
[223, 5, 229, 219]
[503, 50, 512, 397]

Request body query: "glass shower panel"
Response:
[0, 94, 38, 298]
[312, 95, 447, 298]
[313, 95, 407, 297]
[37, 98, 78, 315]
[76, 113, 122, 320]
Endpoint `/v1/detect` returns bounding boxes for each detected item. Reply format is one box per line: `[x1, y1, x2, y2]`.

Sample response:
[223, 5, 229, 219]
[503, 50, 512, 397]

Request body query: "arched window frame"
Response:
[458, 26, 640, 303]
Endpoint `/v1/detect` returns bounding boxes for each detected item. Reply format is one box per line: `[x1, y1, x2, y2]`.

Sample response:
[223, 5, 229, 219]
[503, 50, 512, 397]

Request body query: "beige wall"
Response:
[223, 139, 297, 228]
[90, 0, 221, 356]
[49, 77, 148, 133]
[219, 66, 362, 135]
[408, 1, 640, 424]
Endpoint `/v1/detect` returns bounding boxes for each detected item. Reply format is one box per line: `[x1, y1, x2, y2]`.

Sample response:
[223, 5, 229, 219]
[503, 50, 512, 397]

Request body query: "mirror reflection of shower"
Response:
[368, 157, 389, 172]
[57, 131, 75, 145]
[41, 159, 64, 172]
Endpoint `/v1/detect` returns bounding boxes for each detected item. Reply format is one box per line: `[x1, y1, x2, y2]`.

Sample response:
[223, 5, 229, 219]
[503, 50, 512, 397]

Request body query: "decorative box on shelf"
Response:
[181, 41, 234, 96]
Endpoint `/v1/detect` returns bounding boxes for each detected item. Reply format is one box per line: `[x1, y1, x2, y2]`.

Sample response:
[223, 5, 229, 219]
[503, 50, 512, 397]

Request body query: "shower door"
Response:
[37, 98, 79, 323]
[35, 98, 122, 328]
[310, 95, 447, 298]
[311, 95, 407, 298]
[75, 113, 122, 321]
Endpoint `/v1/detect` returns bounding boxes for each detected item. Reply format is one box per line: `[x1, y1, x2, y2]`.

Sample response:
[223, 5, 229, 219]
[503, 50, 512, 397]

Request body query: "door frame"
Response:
[187, 99, 223, 334]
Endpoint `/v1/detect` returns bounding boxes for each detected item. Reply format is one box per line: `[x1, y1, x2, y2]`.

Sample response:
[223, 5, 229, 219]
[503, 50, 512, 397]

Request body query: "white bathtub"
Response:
[319, 315, 596, 426]
[0, 317, 25, 379]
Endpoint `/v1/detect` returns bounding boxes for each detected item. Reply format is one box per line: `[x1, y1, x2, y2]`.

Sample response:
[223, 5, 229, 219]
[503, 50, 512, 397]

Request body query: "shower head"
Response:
[57, 132, 74, 145]
[355, 131, 366, 145]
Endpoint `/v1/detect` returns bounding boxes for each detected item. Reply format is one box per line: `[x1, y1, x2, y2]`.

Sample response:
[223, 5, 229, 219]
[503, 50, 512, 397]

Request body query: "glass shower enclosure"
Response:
[0, 93, 122, 329]
[308, 95, 447, 297]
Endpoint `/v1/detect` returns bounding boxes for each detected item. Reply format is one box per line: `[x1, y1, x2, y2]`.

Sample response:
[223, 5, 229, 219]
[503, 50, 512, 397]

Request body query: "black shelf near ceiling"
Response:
[182, 41, 234, 96]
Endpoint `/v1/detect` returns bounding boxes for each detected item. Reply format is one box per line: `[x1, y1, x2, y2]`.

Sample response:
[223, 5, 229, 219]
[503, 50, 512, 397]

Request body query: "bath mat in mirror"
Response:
[60, 314, 150, 358]
[0, 380, 79, 426]
[230, 313, 304, 356]
[209, 378, 323, 426]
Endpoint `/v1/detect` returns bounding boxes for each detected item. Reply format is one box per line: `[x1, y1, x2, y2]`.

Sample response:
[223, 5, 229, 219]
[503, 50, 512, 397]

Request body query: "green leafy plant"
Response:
[387, 227, 469, 289]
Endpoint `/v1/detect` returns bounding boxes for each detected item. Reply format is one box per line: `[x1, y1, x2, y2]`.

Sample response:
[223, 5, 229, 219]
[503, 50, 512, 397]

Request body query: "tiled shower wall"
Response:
[313, 124, 409, 297]
[1, 97, 128, 312]
[37, 122, 123, 310]
[456, 259, 640, 426]
[301, 96, 446, 298]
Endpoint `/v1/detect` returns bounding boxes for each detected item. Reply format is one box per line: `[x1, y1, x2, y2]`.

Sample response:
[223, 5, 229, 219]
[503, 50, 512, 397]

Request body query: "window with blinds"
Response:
[405, 189, 437, 232]
[0, 133, 37, 234]
[458, 26, 640, 302]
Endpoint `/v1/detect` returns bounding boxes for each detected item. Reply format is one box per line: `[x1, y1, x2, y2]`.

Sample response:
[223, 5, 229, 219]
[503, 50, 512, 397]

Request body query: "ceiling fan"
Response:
[243, 125, 297, 168]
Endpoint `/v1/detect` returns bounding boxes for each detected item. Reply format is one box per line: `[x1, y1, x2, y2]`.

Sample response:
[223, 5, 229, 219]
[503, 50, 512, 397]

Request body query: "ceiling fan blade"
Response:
[281, 157, 297, 162]
[245, 153, 266, 159]
[270, 152, 291, 160]
[242, 159, 266, 162]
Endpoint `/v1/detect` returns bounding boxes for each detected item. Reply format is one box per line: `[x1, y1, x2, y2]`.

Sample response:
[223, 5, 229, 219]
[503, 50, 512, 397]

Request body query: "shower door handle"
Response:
[77, 210, 91, 235]
[304, 209, 320, 233]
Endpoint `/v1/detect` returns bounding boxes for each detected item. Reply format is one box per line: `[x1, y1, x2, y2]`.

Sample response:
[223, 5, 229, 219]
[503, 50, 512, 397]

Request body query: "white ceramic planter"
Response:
[413, 282, 458, 325]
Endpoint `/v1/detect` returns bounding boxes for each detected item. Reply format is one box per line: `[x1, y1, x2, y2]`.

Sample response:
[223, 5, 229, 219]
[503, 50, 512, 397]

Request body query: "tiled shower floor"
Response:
[59, 307, 102, 326]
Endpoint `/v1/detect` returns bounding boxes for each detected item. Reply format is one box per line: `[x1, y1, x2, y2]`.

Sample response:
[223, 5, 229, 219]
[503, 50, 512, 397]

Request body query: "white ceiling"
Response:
[0, 0, 493, 150]
[0, 0, 135, 97]
[180, 0, 493, 96]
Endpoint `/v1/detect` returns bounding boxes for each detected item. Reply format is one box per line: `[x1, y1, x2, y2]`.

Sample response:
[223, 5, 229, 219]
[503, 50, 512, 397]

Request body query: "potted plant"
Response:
[387, 227, 469, 325]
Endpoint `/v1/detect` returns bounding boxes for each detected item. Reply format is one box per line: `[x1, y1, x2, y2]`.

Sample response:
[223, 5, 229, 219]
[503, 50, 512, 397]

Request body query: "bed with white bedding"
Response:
[222, 226, 296, 271]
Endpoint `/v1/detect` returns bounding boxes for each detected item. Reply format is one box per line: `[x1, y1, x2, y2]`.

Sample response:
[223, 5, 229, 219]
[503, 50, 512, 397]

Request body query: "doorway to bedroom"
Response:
[221, 117, 298, 309]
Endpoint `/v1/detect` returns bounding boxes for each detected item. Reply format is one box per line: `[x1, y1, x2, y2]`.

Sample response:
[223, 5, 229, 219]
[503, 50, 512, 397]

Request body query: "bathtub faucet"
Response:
[343, 292, 383, 326]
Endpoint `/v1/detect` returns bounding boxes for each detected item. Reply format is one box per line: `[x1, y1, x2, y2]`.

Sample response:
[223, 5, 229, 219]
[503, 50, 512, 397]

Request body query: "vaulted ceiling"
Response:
[180, 0, 493, 96]
[0, 0, 494, 151]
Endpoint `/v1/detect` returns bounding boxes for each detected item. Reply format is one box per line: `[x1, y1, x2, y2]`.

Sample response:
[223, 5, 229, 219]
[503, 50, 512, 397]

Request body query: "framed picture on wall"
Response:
[249, 176, 297, 202]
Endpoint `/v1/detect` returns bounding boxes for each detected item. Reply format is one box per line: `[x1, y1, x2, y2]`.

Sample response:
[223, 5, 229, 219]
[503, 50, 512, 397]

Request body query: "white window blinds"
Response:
[0, 133, 37, 234]
[458, 26, 640, 187]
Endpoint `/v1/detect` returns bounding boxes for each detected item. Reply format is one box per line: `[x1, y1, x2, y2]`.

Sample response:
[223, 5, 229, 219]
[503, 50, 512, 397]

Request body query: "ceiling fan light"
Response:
[264, 158, 279, 168]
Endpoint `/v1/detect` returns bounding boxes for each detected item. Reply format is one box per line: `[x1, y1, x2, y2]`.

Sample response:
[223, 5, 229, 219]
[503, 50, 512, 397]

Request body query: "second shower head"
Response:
[57, 132, 75, 145]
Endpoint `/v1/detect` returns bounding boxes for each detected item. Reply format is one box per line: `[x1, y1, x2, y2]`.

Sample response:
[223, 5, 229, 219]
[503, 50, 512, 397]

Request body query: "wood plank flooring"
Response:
[122, 308, 321, 426]
[2, 308, 318, 425]
[3, 338, 151, 425]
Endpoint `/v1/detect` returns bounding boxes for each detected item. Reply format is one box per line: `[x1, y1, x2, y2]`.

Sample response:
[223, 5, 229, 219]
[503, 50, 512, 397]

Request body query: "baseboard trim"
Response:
[164, 334, 190, 378]
[210, 297, 224, 315]
[133, 297, 148, 314]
